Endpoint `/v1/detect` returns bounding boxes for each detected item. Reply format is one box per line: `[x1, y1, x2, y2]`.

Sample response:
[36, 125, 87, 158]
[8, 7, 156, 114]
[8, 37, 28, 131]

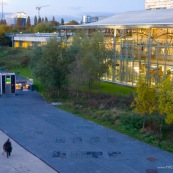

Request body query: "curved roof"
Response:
[56, 9, 173, 30]
[83, 9, 173, 28]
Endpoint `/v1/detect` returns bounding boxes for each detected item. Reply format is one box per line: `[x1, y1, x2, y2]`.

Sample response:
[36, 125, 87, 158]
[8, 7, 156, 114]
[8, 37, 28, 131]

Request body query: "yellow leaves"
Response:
[132, 76, 173, 124]
[61, 42, 67, 48]
[0, 25, 10, 36]
[156, 77, 173, 117]
[131, 76, 157, 115]
[165, 114, 173, 125]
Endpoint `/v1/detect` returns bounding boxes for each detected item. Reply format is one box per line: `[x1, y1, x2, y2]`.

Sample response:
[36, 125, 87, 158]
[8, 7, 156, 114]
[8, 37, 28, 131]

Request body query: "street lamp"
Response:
[1, 0, 3, 20]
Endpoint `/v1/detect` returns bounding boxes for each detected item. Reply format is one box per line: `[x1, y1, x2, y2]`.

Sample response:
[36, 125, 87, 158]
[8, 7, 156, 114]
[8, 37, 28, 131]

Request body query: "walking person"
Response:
[4, 138, 12, 158]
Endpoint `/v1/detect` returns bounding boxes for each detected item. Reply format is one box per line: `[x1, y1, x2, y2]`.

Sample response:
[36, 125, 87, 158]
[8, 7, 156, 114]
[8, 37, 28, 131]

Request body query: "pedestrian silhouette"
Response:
[4, 138, 12, 158]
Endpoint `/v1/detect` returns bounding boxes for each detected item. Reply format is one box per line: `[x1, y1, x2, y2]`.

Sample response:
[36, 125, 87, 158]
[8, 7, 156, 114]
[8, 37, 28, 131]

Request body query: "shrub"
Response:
[120, 114, 143, 129]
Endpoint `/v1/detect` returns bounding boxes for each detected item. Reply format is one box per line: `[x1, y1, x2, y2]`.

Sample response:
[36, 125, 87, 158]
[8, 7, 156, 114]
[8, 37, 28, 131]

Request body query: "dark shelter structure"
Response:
[0, 73, 16, 95]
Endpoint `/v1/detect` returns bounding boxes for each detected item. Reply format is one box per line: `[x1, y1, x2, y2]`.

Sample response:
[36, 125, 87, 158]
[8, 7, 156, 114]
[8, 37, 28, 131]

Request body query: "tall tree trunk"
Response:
[58, 89, 60, 98]
[159, 116, 164, 134]
[75, 90, 79, 101]
[143, 115, 146, 129]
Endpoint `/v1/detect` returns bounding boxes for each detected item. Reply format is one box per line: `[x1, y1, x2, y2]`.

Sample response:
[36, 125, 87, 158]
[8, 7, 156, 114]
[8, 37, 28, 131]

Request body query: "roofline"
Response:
[55, 23, 173, 30]
[55, 9, 173, 30]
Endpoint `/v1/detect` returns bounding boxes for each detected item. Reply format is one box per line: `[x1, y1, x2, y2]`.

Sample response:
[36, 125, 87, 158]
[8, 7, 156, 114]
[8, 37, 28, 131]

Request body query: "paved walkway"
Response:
[0, 131, 58, 173]
[0, 90, 173, 173]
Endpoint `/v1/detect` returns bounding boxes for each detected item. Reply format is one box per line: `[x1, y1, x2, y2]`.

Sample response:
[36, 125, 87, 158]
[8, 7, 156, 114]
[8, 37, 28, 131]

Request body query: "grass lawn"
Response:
[91, 81, 135, 95]
[9, 67, 32, 79]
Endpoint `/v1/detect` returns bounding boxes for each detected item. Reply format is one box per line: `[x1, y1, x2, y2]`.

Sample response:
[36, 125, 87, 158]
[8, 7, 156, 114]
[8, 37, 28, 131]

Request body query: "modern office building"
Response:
[145, 0, 173, 10]
[56, 9, 173, 86]
[14, 12, 27, 27]
[82, 15, 107, 24]
[5, 13, 17, 25]
[5, 12, 27, 26]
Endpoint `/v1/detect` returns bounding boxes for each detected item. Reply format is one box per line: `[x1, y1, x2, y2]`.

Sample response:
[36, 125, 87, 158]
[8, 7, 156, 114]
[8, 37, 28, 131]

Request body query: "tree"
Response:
[61, 18, 64, 25]
[51, 16, 59, 26]
[89, 32, 111, 84]
[66, 20, 79, 25]
[25, 16, 31, 28]
[16, 18, 23, 30]
[68, 53, 85, 99]
[165, 113, 173, 125]
[4, 19, 6, 25]
[131, 77, 157, 128]
[34, 15, 37, 26]
[30, 37, 70, 97]
[38, 17, 42, 23]
[30, 46, 43, 70]
[69, 31, 111, 91]
[157, 77, 173, 127]
[52, 16, 55, 23]
[0, 25, 12, 46]
[0, 24, 12, 46]
[45, 17, 48, 23]
[0, 19, 6, 25]
[0, 25, 11, 36]
[33, 23, 56, 33]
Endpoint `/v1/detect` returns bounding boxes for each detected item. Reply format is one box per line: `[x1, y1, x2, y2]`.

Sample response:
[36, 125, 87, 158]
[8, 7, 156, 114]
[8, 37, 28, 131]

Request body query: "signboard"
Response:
[6, 76, 11, 84]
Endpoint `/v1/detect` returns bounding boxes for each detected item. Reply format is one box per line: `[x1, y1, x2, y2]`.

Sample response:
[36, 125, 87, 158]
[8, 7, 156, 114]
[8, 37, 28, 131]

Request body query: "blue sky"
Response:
[3, 0, 145, 21]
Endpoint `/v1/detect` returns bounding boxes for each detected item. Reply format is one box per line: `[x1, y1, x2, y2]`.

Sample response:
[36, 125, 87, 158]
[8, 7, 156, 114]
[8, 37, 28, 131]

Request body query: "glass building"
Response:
[55, 9, 173, 86]
[145, 0, 173, 10]
[14, 12, 27, 28]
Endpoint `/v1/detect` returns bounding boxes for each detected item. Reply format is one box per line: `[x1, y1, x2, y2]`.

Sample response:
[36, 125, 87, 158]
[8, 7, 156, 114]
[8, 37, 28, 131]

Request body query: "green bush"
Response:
[0, 47, 31, 69]
[120, 114, 143, 129]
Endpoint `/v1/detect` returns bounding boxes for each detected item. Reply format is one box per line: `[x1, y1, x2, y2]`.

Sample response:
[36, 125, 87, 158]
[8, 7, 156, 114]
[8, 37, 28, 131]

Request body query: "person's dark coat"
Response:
[5, 140, 12, 153]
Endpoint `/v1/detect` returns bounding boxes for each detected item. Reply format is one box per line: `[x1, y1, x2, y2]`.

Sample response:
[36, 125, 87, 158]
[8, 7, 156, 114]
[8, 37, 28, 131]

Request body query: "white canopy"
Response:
[83, 9, 173, 27]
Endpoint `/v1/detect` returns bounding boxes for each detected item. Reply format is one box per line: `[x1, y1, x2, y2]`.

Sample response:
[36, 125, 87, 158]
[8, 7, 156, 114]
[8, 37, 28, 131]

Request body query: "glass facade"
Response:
[145, 0, 173, 9]
[102, 27, 173, 86]
[74, 27, 173, 86]
[57, 27, 173, 86]
[14, 12, 27, 27]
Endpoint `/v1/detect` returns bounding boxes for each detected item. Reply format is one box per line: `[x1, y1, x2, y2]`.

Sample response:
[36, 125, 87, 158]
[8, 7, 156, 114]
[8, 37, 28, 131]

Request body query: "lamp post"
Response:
[1, 0, 3, 20]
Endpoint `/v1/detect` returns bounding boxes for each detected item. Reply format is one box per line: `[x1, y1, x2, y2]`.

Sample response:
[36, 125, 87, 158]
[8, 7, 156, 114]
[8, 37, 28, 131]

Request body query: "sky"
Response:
[2, 0, 145, 22]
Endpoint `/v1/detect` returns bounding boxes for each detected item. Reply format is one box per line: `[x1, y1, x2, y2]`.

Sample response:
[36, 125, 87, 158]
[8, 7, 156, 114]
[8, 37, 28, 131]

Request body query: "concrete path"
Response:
[0, 90, 173, 173]
[0, 131, 58, 173]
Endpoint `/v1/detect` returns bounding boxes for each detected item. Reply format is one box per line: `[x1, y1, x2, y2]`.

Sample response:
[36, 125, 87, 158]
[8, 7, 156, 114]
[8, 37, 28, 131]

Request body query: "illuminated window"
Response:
[145, 0, 173, 9]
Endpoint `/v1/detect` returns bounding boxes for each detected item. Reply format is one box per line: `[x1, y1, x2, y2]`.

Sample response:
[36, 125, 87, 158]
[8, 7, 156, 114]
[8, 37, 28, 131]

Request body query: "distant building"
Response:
[5, 12, 27, 26]
[5, 14, 17, 25]
[145, 0, 173, 10]
[14, 12, 27, 27]
[82, 15, 107, 24]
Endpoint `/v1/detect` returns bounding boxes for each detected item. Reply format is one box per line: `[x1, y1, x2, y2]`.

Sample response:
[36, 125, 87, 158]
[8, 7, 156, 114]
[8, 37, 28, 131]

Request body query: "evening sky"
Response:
[2, 0, 145, 21]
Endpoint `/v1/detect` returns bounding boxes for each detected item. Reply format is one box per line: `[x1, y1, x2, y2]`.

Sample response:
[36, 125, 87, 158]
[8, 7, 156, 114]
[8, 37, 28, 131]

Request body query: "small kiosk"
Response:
[0, 73, 16, 95]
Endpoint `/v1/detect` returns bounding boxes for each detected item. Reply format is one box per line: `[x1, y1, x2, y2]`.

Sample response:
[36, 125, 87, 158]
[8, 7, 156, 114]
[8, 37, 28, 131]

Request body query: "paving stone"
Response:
[0, 90, 172, 173]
